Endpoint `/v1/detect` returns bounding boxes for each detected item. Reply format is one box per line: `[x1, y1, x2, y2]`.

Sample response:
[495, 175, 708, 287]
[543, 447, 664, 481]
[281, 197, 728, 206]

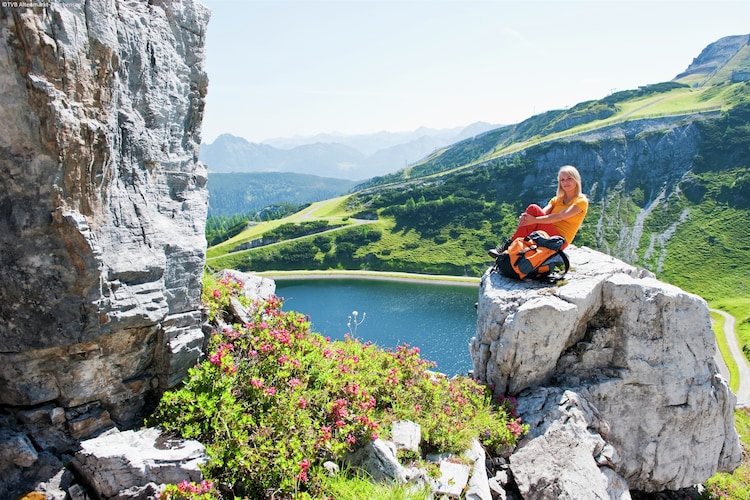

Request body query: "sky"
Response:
[198, 0, 750, 144]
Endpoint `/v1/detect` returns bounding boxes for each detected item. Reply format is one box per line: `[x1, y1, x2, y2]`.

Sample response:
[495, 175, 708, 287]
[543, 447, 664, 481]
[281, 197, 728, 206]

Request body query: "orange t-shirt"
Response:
[548, 194, 588, 244]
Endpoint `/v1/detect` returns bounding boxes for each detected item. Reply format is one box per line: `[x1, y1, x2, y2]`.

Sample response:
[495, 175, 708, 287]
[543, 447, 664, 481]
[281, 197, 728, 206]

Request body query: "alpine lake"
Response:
[274, 277, 480, 377]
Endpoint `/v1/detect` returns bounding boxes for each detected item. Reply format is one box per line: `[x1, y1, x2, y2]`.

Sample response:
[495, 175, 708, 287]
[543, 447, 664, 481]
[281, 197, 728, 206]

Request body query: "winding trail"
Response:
[712, 308, 750, 407]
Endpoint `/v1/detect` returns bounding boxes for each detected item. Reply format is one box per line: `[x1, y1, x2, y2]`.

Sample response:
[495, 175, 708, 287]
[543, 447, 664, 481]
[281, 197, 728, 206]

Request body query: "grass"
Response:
[652, 201, 750, 304]
[703, 45, 750, 87]
[614, 87, 726, 116]
[488, 81, 750, 164]
[207, 197, 362, 262]
[714, 297, 750, 360]
[301, 195, 354, 218]
[206, 220, 283, 260]
[486, 84, 737, 159]
[207, 210, 493, 277]
[318, 471, 432, 500]
[353, 219, 486, 271]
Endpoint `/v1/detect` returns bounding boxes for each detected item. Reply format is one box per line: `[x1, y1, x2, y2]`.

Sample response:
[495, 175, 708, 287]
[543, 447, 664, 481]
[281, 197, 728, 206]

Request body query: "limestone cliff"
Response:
[471, 246, 742, 497]
[0, 0, 209, 444]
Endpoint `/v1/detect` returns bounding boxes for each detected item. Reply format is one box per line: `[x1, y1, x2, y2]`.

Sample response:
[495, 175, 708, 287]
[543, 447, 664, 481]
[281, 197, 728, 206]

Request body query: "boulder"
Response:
[0, 430, 38, 470]
[471, 246, 742, 494]
[464, 438, 492, 500]
[390, 420, 421, 453]
[71, 427, 206, 499]
[343, 438, 409, 484]
[222, 269, 277, 302]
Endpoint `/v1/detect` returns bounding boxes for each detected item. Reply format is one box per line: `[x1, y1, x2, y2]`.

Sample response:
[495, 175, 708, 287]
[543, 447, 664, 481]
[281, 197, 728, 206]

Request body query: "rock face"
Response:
[470, 246, 742, 496]
[0, 0, 209, 445]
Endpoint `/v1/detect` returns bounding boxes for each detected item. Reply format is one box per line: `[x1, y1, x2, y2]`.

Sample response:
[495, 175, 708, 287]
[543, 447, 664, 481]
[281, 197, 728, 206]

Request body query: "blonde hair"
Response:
[556, 165, 584, 200]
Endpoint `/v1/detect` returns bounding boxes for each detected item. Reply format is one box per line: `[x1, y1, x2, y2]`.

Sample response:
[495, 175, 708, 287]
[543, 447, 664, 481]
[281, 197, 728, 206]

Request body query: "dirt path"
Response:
[712, 308, 750, 407]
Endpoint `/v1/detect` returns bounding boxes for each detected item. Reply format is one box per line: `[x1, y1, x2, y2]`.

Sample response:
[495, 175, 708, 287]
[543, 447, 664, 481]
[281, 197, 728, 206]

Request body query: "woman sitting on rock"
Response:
[489, 165, 588, 257]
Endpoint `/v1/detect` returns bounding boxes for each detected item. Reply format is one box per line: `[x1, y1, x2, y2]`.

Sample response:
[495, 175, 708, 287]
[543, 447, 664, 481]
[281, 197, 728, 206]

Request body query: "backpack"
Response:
[492, 230, 570, 281]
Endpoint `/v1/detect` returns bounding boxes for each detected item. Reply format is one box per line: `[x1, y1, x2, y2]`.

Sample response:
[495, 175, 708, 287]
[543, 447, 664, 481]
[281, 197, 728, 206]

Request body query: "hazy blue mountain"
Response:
[262, 122, 497, 153]
[199, 122, 500, 180]
[200, 134, 365, 178]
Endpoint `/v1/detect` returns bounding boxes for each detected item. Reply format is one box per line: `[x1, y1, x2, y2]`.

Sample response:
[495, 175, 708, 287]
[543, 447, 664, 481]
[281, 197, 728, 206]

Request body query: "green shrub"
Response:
[151, 274, 526, 498]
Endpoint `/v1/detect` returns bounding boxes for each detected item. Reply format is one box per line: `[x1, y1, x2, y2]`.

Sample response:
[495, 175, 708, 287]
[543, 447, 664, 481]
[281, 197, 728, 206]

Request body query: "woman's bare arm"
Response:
[520, 204, 582, 226]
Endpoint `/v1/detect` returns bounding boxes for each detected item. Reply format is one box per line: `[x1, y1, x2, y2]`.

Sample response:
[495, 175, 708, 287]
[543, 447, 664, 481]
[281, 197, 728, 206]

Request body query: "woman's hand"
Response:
[519, 213, 535, 226]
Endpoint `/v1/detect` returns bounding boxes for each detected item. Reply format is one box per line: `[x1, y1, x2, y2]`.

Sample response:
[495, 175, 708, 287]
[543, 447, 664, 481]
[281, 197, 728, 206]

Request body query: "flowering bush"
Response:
[152, 273, 527, 498]
[159, 480, 219, 500]
[200, 271, 247, 321]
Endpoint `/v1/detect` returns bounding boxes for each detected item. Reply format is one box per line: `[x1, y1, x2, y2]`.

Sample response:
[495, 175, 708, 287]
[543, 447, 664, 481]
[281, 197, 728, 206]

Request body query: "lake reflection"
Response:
[274, 278, 479, 376]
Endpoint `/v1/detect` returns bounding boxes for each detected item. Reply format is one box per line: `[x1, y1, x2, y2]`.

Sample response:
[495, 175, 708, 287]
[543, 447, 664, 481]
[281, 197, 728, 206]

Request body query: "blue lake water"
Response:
[274, 278, 479, 376]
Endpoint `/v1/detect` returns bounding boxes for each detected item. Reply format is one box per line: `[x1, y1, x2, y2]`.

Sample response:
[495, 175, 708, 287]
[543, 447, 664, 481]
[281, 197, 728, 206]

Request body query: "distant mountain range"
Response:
[199, 122, 500, 181]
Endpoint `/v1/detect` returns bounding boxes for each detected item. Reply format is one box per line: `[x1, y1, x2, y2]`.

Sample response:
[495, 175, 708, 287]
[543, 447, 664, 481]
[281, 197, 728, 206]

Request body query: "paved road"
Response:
[712, 308, 750, 407]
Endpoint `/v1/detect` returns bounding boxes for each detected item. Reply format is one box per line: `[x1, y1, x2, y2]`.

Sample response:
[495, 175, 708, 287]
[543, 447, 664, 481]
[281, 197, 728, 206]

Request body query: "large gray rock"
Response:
[471, 246, 742, 494]
[0, 0, 209, 435]
[71, 427, 206, 499]
[343, 438, 409, 484]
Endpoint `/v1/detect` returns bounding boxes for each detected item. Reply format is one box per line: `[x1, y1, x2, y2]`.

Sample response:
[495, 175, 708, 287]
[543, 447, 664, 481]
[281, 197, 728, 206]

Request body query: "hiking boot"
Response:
[488, 238, 511, 258]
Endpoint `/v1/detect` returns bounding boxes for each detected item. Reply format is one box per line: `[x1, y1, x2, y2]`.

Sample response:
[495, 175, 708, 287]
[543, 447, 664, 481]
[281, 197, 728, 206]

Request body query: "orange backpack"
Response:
[492, 230, 570, 281]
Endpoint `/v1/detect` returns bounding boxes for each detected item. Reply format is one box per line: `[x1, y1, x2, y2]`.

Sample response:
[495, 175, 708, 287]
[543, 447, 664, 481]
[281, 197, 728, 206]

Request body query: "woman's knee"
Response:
[524, 204, 545, 216]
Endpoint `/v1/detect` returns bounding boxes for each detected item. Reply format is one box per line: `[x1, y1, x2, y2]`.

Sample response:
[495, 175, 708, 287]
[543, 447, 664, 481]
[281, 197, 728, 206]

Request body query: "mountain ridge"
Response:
[675, 33, 750, 83]
[356, 32, 750, 191]
[199, 121, 500, 180]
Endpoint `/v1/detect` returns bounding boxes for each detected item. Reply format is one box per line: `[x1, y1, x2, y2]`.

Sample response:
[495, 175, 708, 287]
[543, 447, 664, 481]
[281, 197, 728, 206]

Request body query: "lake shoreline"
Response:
[257, 270, 481, 288]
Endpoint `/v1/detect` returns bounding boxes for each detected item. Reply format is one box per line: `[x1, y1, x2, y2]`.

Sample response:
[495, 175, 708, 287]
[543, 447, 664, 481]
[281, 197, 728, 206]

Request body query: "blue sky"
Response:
[198, 0, 750, 144]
